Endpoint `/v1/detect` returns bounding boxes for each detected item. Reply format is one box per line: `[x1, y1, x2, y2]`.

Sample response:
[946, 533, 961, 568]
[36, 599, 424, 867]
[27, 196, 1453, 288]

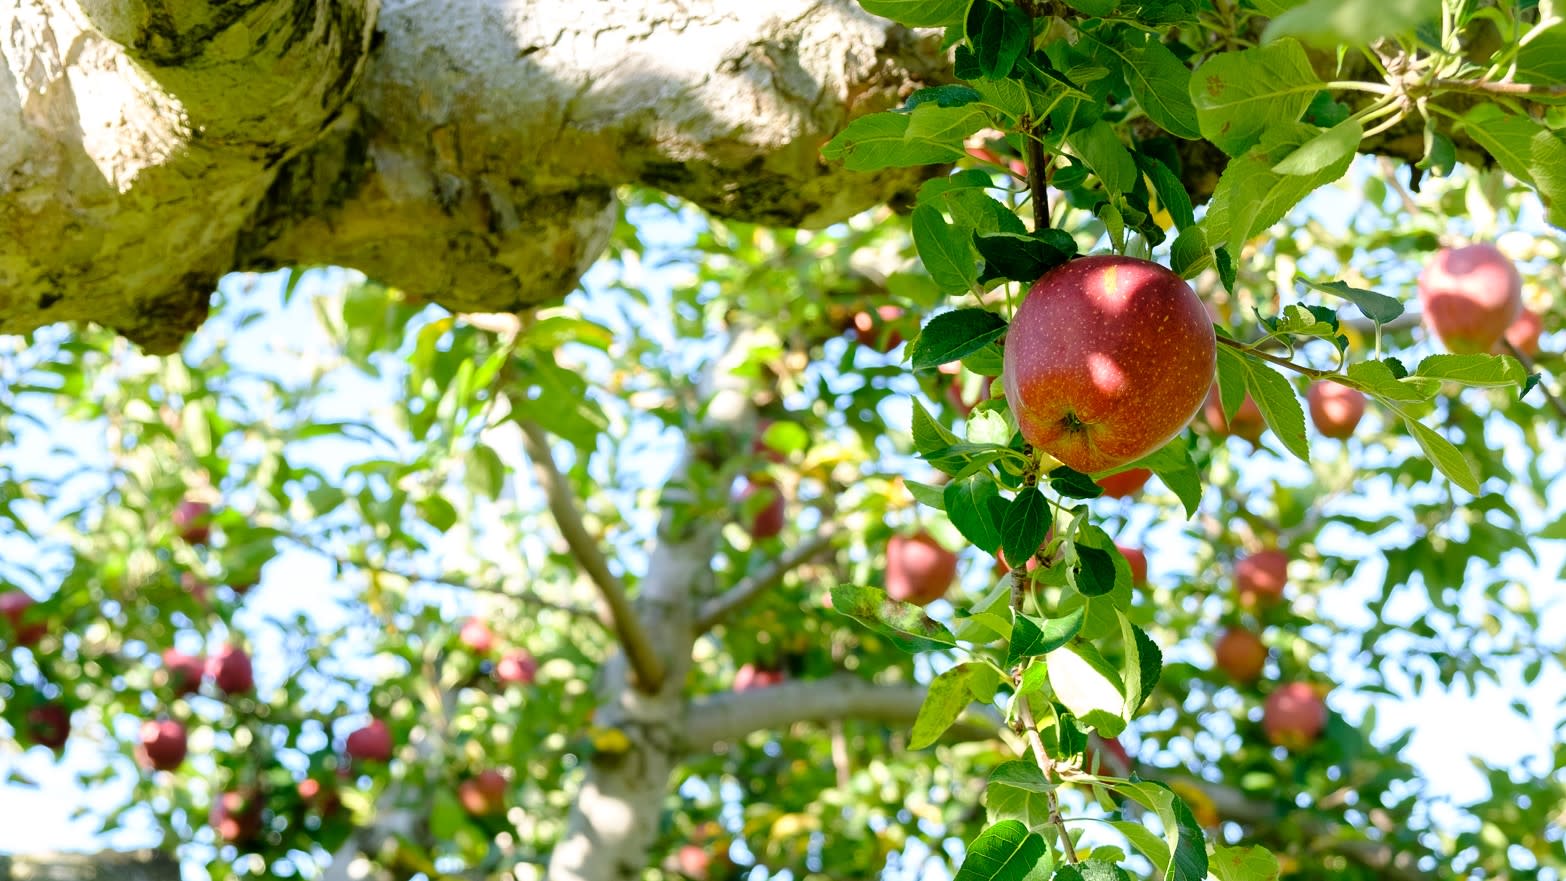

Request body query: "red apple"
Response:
[0, 590, 45, 648]
[739, 480, 785, 540]
[1307, 382, 1366, 440]
[1116, 545, 1147, 586]
[173, 499, 213, 545]
[1499, 307, 1543, 357]
[733, 663, 785, 693]
[1262, 682, 1328, 750]
[345, 718, 394, 763]
[850, 305, 906, 354]
[1418, 243, 1523, 354]
[676, 843, 712, 880]
[161, 648, 207, 696]
[211, 789, 264, 845]
[457, 768, 508, 816]
[25, 702, 70, 750]
[208, 645, 254, 695]
[1003, 256, 1217, 473]
[1235, 550, 1288, 608]
[885, 532, 958, 606]
[1213, 628, 1267, 683]
[139, 719, 189, 771]
[459, 617, 495, 654]
[1097, 468, 1151, 499]
[495, 649, 539, 685]
[1204, 386, 1265, 443]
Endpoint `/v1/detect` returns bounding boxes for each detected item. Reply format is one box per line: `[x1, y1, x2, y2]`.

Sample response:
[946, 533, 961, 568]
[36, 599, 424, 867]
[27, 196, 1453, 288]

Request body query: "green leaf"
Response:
[1008, 607, 1086, 665]
[913, 204, 982, 295]
[466, 444, 506, 500]
[1209, 845, 1281, 881]
[975, 230, 1079, 285]
[1295, 276, 1405, 325]
[906, 84, 986, 110]
[430, 789, 469, 840]
[1413, 353, 1529, 389]
[1049, 466, 1104, 500]
[1123, 436, 1202, 518]
[953, 820, 1049, 881]
[919, 168, 997, 205]
[945, 189, 1031, 236]
[1530, 129, 1566, 229]
[1345, 360, 1440, 402]
[1001, 488, 1053, 573]
[1063, 0, 1119, 13]
[911, 663, 983, 749]
[829, 585, 959, 652]
[1169, 226, 1211, 279]
[1066, 529, 1118, 598]
[1404, 418, 1479, 494]
[1112, 781, 1208, 881]
[946, 474, 1004, 555]
[1117, 611, 1162, 716]
[968, 410, 1012, 446]
[857, 0, 970, 28]
[907, 480, 949, 511]
[1048, 643, 1126, 736]
[912, 399, 963, 457]
[1139, 156, 1196, 230]
[1454, 105, 1540, 186]
[1236, 353, 1309, 462]
[1054, 860, 1132, 881]
[822, 104, 986, 171]
[967, 0, 1032, 80]
[1261, 0, 1438, 47]
[1066, 121, 1138, 195]
[1085, 31, 1200, 139]
[911, 308, 1009, 370]
[1271, 118, 1363, 175]
[418, 495, 459, 533]
[986, 762, 1059, 829]
[1204, 123, 1356, 254]
[1189, 40, 1320, 156]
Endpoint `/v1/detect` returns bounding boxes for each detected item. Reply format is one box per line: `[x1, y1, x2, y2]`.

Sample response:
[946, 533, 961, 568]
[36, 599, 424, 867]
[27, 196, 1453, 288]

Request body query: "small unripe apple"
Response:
[25, 702, 71, 750]
[208, 645, 255, 695]
[495, 649, 539, 685]
[139, 719, 189, 771]
[457, 768, 508, 816]
[850, 305, 906, 354]
[345, 718, 394, 763]
[1204, 387, 1265, 443]
[161, 648, 207, 696]
[739, 480, 785, 540]
[733, 663, 785, 693]
[1097, 468, 1151, 499]
[459, 617, 495, 654]
[1213, 628, 1267, 683]
[1418, 243, 1523, 354]
[1116, 545, 1147, 586]
[1307, 382, 1366, 440]
[1262, 681, 1328, 749]
[0, 590, 46, 647]
[1499, 307, 1543, 357]
[1235, 550, 1288, 607]
[1003, 256, 1217, 473]
[173, 499, 213, 546]
[211, 789, 263, 845]
[885, 532, 958, 606]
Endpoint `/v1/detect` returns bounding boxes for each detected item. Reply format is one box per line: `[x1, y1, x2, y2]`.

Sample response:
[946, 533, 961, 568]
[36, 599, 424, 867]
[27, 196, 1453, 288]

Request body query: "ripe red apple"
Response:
[1235, 550, 1288, 607]
[676, 843, 712, 880]
[1213, 628, 1267, 683]
[208, 645, 255, 695]
[850, 305, 906, 354]
[885, 532, 958, 606]
[1418, 243, 1523, 354]
[459, 617, 495, 654]
[1499, 307, 1543, 357]
[1003, 256, 1217, 474]
[345, 718, 394, 763]
[457, 769, 507, 816]
[139, 719, 189, 771]
[1262, 682, 1328, 750]
[739, 480, 785, 540]
[733, 663, 785, 693]
[1116, 545, 1147, 586]
[25, 702, 71, 750]
[211, 789, 264, 845]
[0, 590, 45, 647]
[161, 648, 207, 696]
[1307, 382, 1366, 440]
[1097, 468, 1151, 499]
[173, 499, 213, 545]
[495, 649, 539, 685]
[1204, 386, 1265, 443]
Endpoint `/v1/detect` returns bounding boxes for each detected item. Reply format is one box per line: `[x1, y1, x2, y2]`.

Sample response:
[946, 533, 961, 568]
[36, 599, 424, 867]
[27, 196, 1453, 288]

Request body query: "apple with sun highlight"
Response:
[1307, 382, 1366, 440]
[1263, 682, 1328, 750]
[1418, 243, 1522, 354]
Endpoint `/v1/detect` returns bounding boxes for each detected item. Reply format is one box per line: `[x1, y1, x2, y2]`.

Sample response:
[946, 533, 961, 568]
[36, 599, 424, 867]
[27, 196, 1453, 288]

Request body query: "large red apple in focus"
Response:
[139, 719, 189, 771]
[1235, 550, 1288, 607]
[1003, 256, 1216, 474]
[457, 769, 508, 816]
[1418, 243, 1523, 354]
[208, 645, 255, 695]
[1097, 468, 1151, 499]
[885, 532, 958, 606]
[1262, 682, 1328, 749]
[345, 718, 394, 763]
[1213, 628, 1267, 683]
[1307, 382, 1366, 440]
[0, 590, 46, 647]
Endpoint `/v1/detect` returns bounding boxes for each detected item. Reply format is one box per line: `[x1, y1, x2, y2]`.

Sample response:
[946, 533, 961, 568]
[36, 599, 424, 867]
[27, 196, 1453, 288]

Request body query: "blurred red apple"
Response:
[345, 718, 394, 763]
[161, 648, 207, 697]
[208, 645, 254, 695]
[733, 663, 785, 693]
[1418, 243, 1522, 354]
[676, 843, 712, 880]
[1499, 307, 1543, 357]
[885, 532, 958, 606]
[850, 305, 906, 354]
[297, 777, 341, 817]
[1097, 468, 1151, 499]
[0, 590, 45, 647]
[1213, 627, 1267, 683]
[1262, 682, 1328, 750]
[496, 649, 539, 685]
[1307, 382, 1366, 440]
[458, 769, 508, 816]
[1116, 545, 1147, 586]
[1204, 386, 1265, 443]
[459, 617, 495, 654]
[211, 789, 263, 845]
[173, 499, 213, 545]
[25, 702, 71, 750]
[139, 719, 189, 771]
[739, 480, 785, 540]
[1003, 256, 1216, 473]
[1235, 550, 1288, 608]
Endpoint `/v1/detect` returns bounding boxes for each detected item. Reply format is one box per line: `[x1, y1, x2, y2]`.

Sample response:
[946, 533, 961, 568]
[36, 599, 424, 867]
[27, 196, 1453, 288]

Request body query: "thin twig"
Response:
[1019, 699, 1078, 864]
[1216, 334, 1332, 379]
[518, 419, 667, 691]
[1433, 77, 1566, 97]
[1025, 121, 1050, 233]
[1503, 339, 1566, 421]
[695, 526, 842, 631]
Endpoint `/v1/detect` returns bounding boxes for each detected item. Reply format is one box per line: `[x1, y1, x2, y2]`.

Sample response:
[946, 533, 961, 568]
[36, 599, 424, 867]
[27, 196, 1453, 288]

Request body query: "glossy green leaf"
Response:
[1189, 40, 1320, 156]
[911, 308, 1009, 370]
[1048, 643, 1126, 736]
[1001, 488, 1053, 573]
[946, 473, 1004, 555]
[829, 585, 959, 652]
[954, 820, 1049, 881]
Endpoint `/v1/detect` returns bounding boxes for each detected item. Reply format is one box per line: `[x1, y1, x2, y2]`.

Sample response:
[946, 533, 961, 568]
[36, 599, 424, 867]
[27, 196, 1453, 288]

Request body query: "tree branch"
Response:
[1502, 339, 1566, 422]
[695, 526, 843, 632]
[518, 419, 666, 691]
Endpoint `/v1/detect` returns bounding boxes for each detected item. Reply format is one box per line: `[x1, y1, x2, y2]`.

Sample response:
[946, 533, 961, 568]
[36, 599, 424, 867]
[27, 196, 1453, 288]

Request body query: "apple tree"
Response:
[3, 2, 1566, 881]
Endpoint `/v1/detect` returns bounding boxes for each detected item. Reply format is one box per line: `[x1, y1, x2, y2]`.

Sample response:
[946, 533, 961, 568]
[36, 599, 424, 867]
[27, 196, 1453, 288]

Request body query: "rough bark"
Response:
[1, 0, 943, 350]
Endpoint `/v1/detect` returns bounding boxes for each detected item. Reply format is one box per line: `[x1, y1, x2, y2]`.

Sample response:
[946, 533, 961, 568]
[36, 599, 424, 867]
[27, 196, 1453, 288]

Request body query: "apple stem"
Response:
[1215, 334, 1331, 379]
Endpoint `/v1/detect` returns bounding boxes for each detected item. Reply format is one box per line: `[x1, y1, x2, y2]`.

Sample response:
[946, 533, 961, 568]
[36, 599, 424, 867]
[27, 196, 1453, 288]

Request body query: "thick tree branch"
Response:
[518, 419, 665, 691]
[695, 526, 842, 632]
